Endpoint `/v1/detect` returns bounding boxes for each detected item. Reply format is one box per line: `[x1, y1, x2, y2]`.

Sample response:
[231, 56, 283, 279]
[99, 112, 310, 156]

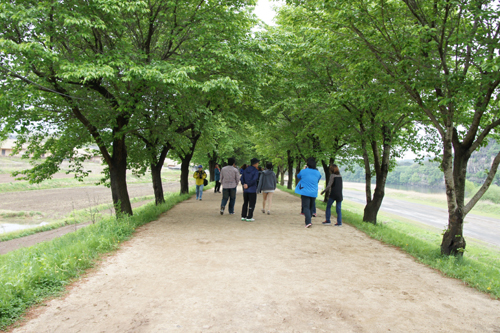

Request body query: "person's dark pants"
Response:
[241, 192, 257, 219]
[214, 181, 221, 193]
[301, 200, 316, 215]
[301, 195, 315, 226]
[221, 188, 237, 214]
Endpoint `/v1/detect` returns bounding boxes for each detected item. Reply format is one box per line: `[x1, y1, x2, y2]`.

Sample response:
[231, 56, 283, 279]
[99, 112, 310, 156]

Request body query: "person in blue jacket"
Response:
[295, 158, 322, 228]
[241, 158, 260, 222]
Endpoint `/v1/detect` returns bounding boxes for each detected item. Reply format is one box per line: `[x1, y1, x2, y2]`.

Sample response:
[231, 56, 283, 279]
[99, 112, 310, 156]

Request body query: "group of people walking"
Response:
[194, 157, 343, 228]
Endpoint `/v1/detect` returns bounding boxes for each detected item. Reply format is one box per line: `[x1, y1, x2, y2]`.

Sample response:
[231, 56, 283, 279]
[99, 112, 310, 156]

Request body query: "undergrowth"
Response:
[277, 185, 500, 300]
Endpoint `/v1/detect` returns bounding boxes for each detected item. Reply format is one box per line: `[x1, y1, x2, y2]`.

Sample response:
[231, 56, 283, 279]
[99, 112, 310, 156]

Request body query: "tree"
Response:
[291, 0, 500, 255]
[0, 0, 256, 215]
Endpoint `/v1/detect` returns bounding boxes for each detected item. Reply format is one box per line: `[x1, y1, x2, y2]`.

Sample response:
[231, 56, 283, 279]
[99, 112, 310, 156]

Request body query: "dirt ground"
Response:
[11, 189, 500, 333]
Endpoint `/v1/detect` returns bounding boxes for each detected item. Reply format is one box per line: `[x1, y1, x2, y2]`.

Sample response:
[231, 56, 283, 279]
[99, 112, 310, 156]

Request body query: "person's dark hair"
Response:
[306, 157, 317, 170]
[266, 162, 273, 170]
[241, 164, 247, 170]
[228, 158, 235, 166]
[330, 164, 340, 175]
[258, 166, 263, 172]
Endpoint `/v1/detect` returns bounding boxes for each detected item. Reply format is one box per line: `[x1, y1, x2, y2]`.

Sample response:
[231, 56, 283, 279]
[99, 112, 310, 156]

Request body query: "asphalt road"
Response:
[343, 189, 500, 248]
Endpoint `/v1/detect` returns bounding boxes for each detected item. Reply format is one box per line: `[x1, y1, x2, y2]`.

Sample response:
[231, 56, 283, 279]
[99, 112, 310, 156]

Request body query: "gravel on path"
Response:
[11, 189, 500, 332]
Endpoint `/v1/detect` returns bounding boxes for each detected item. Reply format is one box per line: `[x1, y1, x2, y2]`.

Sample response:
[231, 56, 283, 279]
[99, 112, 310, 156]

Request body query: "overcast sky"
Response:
[253, 0, 282, 26]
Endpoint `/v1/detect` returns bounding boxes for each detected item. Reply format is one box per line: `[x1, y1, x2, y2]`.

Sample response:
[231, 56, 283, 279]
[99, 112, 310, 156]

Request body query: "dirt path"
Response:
[12, 189, 500, 332]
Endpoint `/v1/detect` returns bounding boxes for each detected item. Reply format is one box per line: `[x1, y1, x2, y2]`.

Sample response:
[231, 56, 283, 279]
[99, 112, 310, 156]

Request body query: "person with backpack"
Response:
[257, 162, 277, 215]
[321, 164, 343, 226]
[193, 165, 207, 200]
[295, 158, 321, 228]
[241, 158, 260, 222]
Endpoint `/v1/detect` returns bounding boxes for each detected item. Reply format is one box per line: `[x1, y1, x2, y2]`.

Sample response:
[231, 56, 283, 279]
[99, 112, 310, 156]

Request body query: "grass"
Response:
[0, 185, 205, 331]
[0, 211, 42, 219]
[277, 184, 500, 299]
[0, 195, 158, 243]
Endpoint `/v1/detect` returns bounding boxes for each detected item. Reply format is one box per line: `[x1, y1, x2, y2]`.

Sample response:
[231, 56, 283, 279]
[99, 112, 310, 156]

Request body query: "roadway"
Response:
[342, 187, 500, 248]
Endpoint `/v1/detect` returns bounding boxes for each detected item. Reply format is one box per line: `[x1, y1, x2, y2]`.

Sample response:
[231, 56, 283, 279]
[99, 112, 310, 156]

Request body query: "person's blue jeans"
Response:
[221, 188, 237, 213]
[301, 195, 315, 226]
[326, 198, 342, 224]
[196, 184, 204, 199]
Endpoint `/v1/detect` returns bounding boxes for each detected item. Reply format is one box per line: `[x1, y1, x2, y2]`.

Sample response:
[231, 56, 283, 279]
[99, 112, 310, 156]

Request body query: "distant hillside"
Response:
[342, 140, 500, 187]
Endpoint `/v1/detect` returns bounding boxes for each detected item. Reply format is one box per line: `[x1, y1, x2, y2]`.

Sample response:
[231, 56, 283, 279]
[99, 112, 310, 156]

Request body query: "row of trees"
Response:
[252, 0, 500, 256]
[2, 0, 500, 257]
[0, 0, 262, 213]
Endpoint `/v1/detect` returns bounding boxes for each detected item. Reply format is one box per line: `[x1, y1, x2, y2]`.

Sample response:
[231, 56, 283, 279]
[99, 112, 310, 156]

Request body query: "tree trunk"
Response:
[276, 165, 281, 184]
[440, 136, 467, 256]
[362, 185, 385, 223]
[361, 124, 391, 225]
[294, 158, 302, 187]
[208, 151, 217, 182]
[178, 132, 201, 194]
[180, 155, 192, 194]
[150, 145, 170, 205]
[109, 139, 133, 216]
[280, 168, 286, 186]
[151, 163, 165, 205]
[287, 150, 293, 189]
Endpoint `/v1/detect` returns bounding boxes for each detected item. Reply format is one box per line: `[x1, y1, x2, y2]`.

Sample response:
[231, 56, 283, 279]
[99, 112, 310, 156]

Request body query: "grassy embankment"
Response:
[0, 185, 208, 331]
[0, 195, 156, 242]
[278, 185, 500, 300]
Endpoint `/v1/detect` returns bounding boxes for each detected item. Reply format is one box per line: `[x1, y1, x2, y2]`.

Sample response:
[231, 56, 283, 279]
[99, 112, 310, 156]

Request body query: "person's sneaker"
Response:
[229, 212, 235, 215]
[300, 213, 305, 216]
[220, 207, 225, 215]
[322, 221, 332, 225]
[241, 217, 246, 221]
[261, 209, 265, 214]
[334, 223, 343, 227]
[312, 213, 317, 217]
[267, 211, 270, 215]
[305, 223, 312, 228]
[246, 218, 255, 222]
[199, 198, 202, 201]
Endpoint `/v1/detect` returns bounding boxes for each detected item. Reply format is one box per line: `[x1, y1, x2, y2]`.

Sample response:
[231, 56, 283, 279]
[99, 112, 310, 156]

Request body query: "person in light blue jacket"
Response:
[295, 157, 322, 228]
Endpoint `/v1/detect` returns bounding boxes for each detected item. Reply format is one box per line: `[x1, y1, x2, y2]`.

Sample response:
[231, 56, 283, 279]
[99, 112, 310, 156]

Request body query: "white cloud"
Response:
[253, 0, 283, 26]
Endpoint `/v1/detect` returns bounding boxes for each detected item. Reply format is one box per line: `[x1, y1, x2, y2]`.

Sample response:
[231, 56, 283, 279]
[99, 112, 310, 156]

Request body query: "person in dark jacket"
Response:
[257, 162, 277, 215]
[295, 158, 321, 228]
[321, 164, 343, 226]
[241, 158, 260, 222]
[214, 164, 221, 193]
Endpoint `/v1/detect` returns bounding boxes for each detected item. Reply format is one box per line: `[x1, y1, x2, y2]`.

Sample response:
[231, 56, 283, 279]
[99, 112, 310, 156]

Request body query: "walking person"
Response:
[214, 163, 221, 193]
[321, 164, 343, 226]
[295, 158, 321, 228]
[241, 158, 260, 222]
[220, 158, 240, 215]
[257, 162, 277, 215]
[239, 164, 247, 193]
[193, 165, 207, 200]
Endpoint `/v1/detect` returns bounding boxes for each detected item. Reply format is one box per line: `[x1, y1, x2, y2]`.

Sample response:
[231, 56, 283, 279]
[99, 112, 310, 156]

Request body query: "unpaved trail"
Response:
[12, 189, 500, 332]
